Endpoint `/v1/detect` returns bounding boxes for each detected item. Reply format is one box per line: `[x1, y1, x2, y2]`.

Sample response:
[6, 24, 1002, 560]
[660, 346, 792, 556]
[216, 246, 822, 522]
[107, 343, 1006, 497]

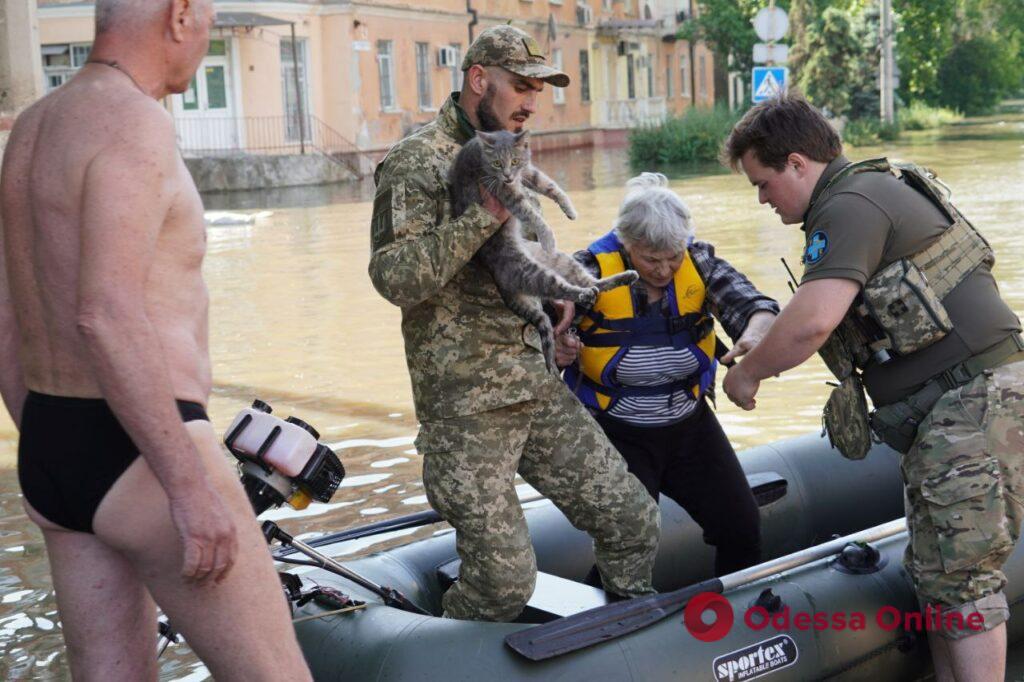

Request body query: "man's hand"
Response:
[550, 299, 575, 336]
[480, 184, 511, 225]
[169, 481, 239, 584]
[723, 361, 760, 411]
[555, 331, 581, 368]
[720, 311, 776, 365]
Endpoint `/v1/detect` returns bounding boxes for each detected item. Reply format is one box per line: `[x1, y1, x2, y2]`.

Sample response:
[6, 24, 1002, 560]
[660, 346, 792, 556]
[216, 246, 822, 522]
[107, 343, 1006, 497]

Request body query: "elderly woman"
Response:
[557, 173, 778, 576]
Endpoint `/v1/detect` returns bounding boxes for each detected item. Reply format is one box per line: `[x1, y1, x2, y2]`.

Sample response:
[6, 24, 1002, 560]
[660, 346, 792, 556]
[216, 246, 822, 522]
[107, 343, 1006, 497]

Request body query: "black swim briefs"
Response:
[17, 391, 210, 533]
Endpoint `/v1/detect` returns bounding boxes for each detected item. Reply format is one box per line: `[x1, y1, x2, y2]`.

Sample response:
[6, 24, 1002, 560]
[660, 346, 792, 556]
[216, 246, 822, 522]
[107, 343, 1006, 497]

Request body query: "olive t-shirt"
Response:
[800, 156, 1021, 405]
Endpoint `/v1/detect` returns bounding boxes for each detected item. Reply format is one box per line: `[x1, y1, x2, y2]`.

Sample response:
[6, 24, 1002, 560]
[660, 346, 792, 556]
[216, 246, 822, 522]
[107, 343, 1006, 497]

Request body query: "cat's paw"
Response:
[623, 269, 640, 284]
[563, 205, 577, 220]
[577, 287, 599, 307]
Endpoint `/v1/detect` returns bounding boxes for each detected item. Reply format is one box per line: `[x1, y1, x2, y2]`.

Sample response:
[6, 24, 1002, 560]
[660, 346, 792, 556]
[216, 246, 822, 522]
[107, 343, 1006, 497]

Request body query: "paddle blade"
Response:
[505, 579, 722, 661]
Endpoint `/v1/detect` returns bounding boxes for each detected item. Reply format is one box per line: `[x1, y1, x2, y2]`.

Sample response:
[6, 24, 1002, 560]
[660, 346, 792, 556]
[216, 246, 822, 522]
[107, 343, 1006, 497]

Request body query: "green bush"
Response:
[628, 106, 741, 166]
[936, 35, 1023, 115]
[842, 117, 902, 146]
[899, 101, 962, 130]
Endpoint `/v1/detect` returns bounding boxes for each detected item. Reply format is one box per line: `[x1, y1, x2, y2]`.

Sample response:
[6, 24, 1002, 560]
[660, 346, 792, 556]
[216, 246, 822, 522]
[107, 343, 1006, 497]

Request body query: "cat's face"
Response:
[477, 130, 531, 186]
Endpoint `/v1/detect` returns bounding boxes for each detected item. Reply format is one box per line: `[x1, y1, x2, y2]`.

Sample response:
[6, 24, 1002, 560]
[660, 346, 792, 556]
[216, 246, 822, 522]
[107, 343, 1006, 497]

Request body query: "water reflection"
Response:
[1, 113, 1022, 679]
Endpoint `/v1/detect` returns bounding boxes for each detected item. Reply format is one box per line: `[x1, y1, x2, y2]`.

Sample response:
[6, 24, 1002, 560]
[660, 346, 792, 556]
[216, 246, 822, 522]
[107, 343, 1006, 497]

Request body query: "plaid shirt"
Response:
[573, 239, 779, 341]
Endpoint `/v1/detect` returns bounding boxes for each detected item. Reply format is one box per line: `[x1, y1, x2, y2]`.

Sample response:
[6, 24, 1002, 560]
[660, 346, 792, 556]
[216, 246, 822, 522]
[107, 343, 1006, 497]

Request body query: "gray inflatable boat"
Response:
[276, 434, 1024, 680]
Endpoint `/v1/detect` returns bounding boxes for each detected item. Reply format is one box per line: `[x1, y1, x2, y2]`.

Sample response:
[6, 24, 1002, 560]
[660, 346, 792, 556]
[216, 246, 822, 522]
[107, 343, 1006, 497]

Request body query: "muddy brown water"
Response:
[2, 114, 1023, 679]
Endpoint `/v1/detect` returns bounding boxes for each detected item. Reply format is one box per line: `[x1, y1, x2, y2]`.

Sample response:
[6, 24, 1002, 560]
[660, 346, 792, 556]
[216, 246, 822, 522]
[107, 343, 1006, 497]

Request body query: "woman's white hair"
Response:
[613, 172, 695, 253]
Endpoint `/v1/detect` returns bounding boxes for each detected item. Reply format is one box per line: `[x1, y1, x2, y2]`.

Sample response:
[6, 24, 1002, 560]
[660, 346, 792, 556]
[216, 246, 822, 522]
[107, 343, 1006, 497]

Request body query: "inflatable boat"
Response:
[266, 434, 1024, 680]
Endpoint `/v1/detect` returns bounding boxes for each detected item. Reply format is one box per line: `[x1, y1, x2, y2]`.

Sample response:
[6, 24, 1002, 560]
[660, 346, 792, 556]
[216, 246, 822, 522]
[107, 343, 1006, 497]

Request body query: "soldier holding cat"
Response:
[368, 25, 660, 621]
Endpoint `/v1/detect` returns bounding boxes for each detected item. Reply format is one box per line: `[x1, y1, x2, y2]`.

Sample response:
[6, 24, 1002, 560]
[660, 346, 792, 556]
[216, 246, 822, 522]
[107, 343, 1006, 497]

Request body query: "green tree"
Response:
[797, 8, 861, 117]
[893, 0, 958, 103]
[936, 34, 1023, 114]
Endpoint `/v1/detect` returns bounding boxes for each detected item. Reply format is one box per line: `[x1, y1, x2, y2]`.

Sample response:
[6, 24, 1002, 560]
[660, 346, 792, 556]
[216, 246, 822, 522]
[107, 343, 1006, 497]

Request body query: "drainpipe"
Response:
[467, 0, 478, 44]
[688, 0, 696, 107]
[290, 22, 306, 154]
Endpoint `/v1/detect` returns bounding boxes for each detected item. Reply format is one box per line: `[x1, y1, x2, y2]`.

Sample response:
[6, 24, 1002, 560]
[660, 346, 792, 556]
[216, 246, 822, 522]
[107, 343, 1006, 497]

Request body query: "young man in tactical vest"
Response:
[368, 25, 660, 622]
[720, 94, 1024, 681]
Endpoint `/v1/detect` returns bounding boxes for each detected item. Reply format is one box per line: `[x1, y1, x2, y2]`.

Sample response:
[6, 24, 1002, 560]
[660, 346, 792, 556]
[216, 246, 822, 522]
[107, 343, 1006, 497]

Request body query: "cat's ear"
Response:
[513, 130, 530, 146]
[476, 131, 497, 146]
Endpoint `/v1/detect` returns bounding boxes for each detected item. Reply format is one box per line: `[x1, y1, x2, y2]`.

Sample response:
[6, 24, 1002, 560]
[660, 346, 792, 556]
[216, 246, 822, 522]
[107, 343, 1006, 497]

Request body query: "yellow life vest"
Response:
[564, 231, 717, 412]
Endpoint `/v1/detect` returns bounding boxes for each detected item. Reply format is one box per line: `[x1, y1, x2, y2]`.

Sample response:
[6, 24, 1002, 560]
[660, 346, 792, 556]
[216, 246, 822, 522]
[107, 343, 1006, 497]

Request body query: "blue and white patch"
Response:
[802, 231, 829, 264]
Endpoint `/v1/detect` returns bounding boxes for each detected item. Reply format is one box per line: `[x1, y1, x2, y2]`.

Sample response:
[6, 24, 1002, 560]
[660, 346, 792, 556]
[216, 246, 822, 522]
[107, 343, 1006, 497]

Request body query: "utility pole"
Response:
[879, 0, 895, 124]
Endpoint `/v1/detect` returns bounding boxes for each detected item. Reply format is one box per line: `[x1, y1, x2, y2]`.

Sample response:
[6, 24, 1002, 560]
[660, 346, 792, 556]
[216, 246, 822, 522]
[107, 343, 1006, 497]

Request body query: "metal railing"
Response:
[173, 115, 373, 176]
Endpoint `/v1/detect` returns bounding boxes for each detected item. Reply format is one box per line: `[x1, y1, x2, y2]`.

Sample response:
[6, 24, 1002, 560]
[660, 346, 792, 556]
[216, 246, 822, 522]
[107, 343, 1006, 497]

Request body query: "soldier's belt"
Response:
[869, 333, 1024, 453]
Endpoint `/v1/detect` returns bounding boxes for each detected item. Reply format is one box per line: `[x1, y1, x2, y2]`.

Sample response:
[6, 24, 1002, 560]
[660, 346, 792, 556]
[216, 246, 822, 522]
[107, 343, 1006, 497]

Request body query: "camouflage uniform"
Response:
[368, 25, 659, 622]
[902, 360, 1024, 639]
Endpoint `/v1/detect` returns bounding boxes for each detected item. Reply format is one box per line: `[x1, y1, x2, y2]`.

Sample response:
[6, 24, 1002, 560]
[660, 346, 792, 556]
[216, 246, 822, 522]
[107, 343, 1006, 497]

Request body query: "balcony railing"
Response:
[599, 97, 668, 128]
[173, 115, 374, 176]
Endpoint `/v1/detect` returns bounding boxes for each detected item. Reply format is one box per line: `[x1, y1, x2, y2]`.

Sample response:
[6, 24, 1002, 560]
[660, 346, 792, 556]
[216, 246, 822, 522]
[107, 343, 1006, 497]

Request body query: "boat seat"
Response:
[435, 559, 611, 623]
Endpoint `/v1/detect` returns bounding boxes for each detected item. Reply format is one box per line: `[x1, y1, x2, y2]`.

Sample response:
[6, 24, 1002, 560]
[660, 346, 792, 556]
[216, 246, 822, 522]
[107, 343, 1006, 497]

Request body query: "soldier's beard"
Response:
[475, 84, 504, 132]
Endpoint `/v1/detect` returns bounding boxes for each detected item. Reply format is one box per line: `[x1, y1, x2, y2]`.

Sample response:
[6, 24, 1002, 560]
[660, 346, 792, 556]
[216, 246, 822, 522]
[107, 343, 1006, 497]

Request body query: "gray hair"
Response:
[613, 173, 695, 253]
[95, 0, 195, 33]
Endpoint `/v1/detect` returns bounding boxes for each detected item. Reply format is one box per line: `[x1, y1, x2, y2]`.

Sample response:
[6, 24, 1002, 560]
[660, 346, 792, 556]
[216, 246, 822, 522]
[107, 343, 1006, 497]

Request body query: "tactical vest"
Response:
[812, 159, 997, 458]
[563, 231, 717, 413]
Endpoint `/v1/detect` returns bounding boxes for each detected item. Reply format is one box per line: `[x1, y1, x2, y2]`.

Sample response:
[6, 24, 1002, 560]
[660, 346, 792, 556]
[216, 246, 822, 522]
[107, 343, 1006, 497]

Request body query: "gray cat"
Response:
[449, 129, 638, 373]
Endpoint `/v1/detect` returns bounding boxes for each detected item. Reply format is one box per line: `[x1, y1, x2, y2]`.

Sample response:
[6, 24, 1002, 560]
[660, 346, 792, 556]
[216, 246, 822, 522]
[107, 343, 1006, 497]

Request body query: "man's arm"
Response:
[0, 210, 26, 427]
[722, 277, 860, 409]
[77, 108, 235, 583]
[367, 151, 504, 308]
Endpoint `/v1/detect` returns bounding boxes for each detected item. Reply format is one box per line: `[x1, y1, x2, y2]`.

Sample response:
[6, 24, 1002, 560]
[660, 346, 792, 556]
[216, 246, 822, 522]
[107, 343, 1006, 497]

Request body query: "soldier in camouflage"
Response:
[368, 25, 659, 622]
[720, 95, 1024, 681]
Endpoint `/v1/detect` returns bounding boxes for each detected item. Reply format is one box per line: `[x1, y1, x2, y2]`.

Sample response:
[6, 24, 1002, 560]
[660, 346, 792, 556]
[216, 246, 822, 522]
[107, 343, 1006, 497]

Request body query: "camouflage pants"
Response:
[417, 385, 660, 622]
[902, 360, 1024, 640]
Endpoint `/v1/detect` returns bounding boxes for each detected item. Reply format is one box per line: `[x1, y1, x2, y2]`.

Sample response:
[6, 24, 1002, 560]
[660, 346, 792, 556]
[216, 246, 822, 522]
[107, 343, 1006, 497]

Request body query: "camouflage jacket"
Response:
[368, 95, 559, 421]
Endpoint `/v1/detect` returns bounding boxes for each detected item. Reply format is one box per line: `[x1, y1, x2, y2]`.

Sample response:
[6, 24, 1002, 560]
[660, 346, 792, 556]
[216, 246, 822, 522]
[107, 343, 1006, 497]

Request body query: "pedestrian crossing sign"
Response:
[752, 66, 788, 103]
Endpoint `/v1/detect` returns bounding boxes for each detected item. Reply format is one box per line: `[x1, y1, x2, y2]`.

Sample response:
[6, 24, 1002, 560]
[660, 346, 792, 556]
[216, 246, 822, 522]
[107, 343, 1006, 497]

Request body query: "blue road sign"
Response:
[752, 66, 788, 103]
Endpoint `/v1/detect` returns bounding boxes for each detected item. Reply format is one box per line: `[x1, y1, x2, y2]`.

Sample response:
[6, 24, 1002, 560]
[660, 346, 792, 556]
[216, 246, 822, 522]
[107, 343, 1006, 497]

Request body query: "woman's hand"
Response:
[720, 311, 776, 365]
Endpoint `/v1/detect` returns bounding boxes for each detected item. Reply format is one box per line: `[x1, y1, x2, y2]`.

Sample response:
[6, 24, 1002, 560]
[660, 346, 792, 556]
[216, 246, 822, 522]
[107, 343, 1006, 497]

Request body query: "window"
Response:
[680, 54, 690, 97]
[580, 50, 591, 103]
[646, 55, 653, 98]
[699, 54, 707, 98]
[281, 38, 310, 141]
[377, 40, 396, 110]
[626, 54, 636, 100]
[449, 44, 463, 92]
[665, 55, 673, 97]
[416, 42, 432, 109]
[552, 49, 565, 104]
[41, 42, 92, 92]
[603, 0, 612, 9]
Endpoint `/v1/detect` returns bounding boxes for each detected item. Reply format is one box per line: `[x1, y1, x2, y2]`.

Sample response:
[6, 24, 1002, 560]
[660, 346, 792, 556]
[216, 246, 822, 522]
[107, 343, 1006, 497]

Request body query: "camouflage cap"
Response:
[462, 25, 570, 88]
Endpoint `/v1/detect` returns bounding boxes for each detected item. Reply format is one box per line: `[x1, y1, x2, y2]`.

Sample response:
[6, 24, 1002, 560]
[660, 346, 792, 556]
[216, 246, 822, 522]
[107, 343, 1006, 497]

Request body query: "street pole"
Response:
[879, 0, 895, 124]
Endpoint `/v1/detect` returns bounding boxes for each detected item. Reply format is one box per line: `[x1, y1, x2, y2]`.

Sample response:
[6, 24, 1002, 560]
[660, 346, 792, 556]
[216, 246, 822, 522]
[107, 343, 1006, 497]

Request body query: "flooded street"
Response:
[2, 113, 1024, 679]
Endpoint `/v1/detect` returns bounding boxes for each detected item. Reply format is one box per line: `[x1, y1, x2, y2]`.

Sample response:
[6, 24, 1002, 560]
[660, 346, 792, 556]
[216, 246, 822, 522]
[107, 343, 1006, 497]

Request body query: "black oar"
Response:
[505, 518, 907, 661]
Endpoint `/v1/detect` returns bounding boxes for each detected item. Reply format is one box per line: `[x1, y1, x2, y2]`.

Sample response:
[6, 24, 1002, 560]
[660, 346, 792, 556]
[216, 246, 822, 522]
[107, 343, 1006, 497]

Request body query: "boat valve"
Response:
[832, 540, 886, 574]
[752, 588, 784, 613]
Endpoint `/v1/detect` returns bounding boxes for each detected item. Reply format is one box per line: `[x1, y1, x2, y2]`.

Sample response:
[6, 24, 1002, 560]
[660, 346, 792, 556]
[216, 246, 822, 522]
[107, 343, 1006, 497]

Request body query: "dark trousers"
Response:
[595, 400, 762, 577]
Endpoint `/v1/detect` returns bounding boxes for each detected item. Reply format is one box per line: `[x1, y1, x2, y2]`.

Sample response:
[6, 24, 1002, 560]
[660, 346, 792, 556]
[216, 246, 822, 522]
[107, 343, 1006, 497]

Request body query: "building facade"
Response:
[36, 0, 715, 162]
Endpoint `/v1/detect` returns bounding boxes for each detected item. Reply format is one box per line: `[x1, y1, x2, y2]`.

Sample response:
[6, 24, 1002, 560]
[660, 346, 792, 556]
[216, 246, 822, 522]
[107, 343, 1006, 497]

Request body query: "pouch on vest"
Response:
[822, 374, 872, 460]
[862, 258, 952, 356]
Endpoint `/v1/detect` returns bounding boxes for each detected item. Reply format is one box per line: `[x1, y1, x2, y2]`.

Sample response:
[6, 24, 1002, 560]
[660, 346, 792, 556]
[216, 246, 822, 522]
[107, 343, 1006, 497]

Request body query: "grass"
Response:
[842, 118, 902, 147]
[629, 106, 741, 166]
[899, 102, 963, 131]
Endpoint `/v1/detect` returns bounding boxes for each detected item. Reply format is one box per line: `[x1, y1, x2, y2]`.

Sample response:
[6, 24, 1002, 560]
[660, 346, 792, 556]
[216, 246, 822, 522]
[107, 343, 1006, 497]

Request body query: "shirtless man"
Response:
[0, 1, 310, 679]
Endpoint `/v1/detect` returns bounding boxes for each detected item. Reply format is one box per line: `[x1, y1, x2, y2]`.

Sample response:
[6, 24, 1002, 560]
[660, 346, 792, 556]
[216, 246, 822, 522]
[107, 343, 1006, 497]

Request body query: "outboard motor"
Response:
[223, 399, 345, 515]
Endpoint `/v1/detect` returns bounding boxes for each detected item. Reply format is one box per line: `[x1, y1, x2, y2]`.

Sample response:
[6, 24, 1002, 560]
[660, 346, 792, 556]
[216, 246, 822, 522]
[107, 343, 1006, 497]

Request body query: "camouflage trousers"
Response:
[417, 384, 660, 622]
[902, 360, 1024, 640]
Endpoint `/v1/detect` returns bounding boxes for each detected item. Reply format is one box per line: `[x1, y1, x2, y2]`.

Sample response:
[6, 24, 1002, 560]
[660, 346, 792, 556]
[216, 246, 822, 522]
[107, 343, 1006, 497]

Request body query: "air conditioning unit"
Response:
[576, 3, 593, 26]
[437, 46, 459, 68]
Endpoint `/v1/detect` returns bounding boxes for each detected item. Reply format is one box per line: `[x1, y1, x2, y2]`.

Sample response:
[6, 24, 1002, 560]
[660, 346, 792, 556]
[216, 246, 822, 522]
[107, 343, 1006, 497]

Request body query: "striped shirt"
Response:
[573, 240, 779, 427]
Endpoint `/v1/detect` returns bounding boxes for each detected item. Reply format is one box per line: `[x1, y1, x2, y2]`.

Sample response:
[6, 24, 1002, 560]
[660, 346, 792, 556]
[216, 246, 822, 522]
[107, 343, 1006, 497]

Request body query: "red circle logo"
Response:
[684, 592, 734, 642]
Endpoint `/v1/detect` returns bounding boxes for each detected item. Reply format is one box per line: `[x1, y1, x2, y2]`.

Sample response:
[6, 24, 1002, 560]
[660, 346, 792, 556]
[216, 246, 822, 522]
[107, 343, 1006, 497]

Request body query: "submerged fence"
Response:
[173, 115, 372, 176]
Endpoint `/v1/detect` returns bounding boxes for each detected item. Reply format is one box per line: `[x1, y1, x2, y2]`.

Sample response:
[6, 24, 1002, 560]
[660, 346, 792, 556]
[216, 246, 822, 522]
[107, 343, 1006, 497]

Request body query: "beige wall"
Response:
[2, 0, 44, 115]
[36, 0, 717, 154]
